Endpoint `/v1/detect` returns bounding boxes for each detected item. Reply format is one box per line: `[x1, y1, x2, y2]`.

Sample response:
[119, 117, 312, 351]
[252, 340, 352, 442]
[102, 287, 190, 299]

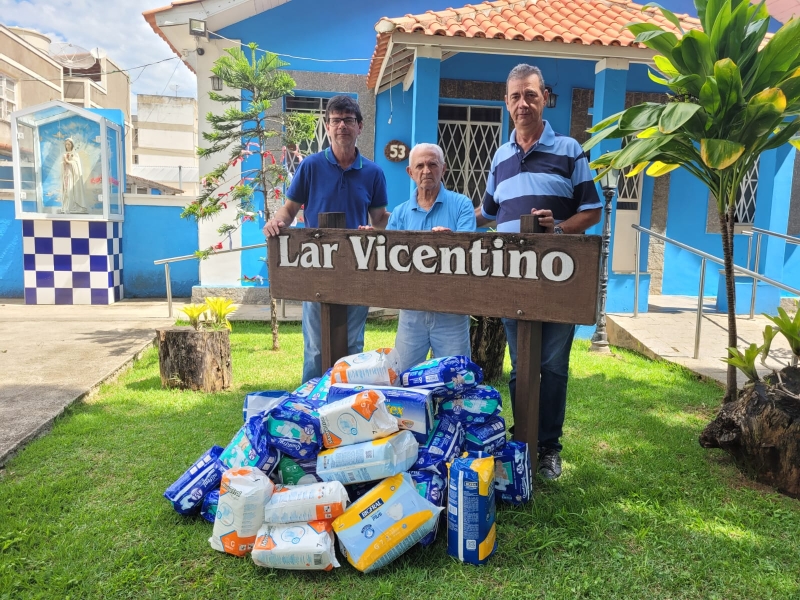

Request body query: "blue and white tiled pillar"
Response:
[22, 219, 123, 305]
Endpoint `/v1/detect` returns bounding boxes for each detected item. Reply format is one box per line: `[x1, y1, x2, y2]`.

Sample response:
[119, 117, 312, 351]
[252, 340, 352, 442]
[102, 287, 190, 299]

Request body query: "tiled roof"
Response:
[367, 0, 702, 89]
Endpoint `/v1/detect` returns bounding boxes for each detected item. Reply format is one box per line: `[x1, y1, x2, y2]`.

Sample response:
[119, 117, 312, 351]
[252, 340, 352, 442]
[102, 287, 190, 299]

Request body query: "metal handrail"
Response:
[154, 242, 273, 318]
[747, 227, 800, 319]
[633, 225, 800, 359]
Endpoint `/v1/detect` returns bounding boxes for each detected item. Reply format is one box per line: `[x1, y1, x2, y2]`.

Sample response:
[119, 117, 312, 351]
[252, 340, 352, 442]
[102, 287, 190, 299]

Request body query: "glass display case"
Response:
[11, 100, 123, 221]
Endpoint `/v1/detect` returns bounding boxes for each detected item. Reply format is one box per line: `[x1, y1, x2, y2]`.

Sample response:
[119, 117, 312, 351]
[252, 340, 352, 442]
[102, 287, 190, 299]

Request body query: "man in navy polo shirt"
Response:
[476, 64, 601, 480]
[386, 143, 476, 371]
[264, 95, 389, 382]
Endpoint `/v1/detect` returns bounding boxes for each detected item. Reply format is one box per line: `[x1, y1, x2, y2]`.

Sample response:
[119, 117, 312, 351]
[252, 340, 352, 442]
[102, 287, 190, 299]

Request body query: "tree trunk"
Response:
[700, 367, 800, 498]
[718, 208, 739, 403]
[470, 316, 507, 382]
[157, 326, 232, 392]
[270, 297, 280, 351]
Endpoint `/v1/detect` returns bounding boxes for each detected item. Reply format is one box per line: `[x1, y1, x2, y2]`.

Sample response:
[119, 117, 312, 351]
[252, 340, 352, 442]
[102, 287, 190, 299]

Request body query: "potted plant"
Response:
[156, 297, 237, 392]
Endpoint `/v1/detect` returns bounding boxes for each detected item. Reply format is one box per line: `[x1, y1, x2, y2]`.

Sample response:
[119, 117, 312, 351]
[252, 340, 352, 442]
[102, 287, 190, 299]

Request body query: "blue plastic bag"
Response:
[409, 469, 446, 547]
[414, 416, 464, 476]
[266, 400, 322, 459]
[464, 416, 506, 455]
[219, 415, 281, 476]
[200, 489, 219, 523]
[291, 377, 320, 400]
[437, 385, 502, 424]
[242, 390, 290, 422]
[493, 440, 532, 505]
[447, 453, 497, 565]
[400, 356, 483, 398]
[164, 446, 226, 515]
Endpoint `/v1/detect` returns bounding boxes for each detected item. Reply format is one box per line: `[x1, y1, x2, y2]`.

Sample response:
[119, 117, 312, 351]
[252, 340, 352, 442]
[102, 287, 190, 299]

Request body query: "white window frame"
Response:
[0, 73, 17, 121]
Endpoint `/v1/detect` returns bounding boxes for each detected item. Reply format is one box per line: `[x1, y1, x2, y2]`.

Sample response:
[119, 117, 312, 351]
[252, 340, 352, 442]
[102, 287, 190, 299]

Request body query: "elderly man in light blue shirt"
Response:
[387, 143, 477, 371]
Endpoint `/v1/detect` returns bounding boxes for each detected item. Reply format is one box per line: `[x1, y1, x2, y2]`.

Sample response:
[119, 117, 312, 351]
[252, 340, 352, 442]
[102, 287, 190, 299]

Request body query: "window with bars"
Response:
[734, 159, 759, 224]
[438, 104, 503, 206]
[0, 74, 17, 121]
[284, 96, 329, 174]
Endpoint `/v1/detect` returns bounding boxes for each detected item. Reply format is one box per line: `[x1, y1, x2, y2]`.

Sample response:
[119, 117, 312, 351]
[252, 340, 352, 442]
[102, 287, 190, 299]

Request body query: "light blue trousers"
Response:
[394, 309, 471, 372]
[301, 302, 369, 383]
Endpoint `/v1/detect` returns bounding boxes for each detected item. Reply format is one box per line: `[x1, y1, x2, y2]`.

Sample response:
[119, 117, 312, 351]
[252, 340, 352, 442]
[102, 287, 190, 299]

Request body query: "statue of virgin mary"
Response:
[60, 138, 89, 213]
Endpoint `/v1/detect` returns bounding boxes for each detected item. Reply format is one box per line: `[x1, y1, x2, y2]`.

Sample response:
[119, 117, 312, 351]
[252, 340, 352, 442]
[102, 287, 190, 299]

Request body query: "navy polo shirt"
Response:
[286, 147, 388, 229]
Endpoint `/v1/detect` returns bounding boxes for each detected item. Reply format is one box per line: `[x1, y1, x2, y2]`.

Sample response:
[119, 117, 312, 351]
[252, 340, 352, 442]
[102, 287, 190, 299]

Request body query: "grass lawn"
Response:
[2, 320, 800, 599]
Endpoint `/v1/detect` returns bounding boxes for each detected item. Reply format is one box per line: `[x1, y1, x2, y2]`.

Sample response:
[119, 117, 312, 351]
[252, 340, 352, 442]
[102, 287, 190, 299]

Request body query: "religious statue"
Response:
[60, 138, 89, 214]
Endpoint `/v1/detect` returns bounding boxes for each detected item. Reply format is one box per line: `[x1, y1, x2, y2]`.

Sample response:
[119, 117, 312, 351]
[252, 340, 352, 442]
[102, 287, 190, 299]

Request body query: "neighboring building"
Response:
[142, 0, 800, 317]
[131, 94, 199, 195]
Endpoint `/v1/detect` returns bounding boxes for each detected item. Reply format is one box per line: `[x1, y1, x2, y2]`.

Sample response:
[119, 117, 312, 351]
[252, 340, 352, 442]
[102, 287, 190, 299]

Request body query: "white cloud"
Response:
[1, 0, 197, 111]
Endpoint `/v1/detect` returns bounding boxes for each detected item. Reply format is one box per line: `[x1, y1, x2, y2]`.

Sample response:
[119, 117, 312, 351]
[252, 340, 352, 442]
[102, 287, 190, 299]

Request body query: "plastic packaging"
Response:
[494, 441, 532, 505]
[251, 521, 340, 570]
[305, 369, 332, 408]
[164, 446, 226, 515]
[316, 430, 419, 485]
[200, 490, 219, 524]
[318, 390, 399, 448]
[291, 377, 320, 400]
[327, 383, 435, 443]
[464, 416, 507, 455]
[447, 454, 497, 565]
[437, 385, 502, 424]
[220, 416, 280, 476]
[414, 416, 465, 476]
[263, 481, 350, 524]
[210, 467, 275, 556]
[400, 356, 483, 398]
[408, 469, 446, 546]
[331, 348, 401, 386]
[275, 455, 322, 486]
[266, 400, 322, 459]
[333, 472, 442, 573]
[243, 390, 290, 422]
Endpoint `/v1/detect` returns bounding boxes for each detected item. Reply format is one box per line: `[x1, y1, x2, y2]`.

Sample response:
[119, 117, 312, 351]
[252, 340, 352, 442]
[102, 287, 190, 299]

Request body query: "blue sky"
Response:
[1, 0, 197, 111]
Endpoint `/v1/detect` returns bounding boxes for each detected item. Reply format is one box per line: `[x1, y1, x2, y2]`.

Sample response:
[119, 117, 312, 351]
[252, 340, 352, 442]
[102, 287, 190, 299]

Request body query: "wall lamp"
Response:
[545, 85, 558, 109]
[210, 75, 223, 91]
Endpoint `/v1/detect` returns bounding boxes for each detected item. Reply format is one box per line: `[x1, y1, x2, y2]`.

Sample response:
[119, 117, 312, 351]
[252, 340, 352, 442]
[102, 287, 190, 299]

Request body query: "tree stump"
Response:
[699, 366, 800, 498]
[470, 316, 507, 382]
[157, 327, 232, 392]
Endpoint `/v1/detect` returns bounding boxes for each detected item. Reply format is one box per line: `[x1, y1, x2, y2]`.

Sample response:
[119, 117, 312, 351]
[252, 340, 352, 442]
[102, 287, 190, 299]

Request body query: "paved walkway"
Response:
[608, 295, 795, 387]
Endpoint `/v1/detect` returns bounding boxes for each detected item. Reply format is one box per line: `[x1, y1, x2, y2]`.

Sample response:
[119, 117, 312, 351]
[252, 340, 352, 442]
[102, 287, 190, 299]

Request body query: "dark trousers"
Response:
[502, 318, 576, 452]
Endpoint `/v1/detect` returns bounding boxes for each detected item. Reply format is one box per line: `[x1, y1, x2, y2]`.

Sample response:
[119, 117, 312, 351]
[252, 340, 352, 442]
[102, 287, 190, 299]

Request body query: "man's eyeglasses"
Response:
[327, 117, 358, 126]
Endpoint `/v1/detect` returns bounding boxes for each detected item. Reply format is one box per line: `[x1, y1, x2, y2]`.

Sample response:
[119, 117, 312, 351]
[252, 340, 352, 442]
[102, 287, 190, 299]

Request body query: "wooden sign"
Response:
[268, 228, 601, 325]
[384, 140, 410, 162]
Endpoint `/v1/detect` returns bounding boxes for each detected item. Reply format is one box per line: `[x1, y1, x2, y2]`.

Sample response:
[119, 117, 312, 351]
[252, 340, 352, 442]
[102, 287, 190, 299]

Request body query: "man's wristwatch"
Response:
[553, 225, 564, 235]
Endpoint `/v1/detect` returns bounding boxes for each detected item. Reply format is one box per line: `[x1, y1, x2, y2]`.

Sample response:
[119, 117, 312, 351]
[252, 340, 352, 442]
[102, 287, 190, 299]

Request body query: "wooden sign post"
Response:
[268, 213, 601, 470]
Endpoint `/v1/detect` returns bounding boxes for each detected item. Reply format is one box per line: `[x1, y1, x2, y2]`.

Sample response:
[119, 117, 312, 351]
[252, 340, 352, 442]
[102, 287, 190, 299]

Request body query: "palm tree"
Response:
[585, 0, 800, 402]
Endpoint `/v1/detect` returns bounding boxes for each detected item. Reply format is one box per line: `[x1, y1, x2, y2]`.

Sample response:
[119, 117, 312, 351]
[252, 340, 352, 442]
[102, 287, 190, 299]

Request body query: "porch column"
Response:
[752, 145, 796, 311]
[411, 46, 442, 147]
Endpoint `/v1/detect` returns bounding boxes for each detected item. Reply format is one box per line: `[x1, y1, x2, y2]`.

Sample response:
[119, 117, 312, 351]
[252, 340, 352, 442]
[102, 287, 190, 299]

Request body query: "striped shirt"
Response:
[481, 121, 601, 233]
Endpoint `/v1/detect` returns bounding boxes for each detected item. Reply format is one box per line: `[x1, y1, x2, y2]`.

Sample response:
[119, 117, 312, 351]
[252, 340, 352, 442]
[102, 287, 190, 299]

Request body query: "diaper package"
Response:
[316, 430, 419, 485]
[318, 390, 399, 448]
[331, 348, 401, 386]
[275, 455, 322, 486]
[409, 469, 446, 547]
[464, 416, 507, 455]
[333, 472, 442, 573]
[201, 490, 219, 524]
[266, 400, 322, 459]
[400, 356, 483, 398]
[263, 481, 350, 524]
[164, 445, 226, 515]
[305, 369, 332, 408]
[291, 377, 320, 400]
[327, 384, 435, 443]
[447, 454, 497, 565]
[494, 441, 532, 505]
[414, 416, 465, 476]
[251, 521, 340, 570]
[219, 416, 280, 476]
[210, 467, 275, 556]
[438, 385, 502, 424]
[243, 390, 290, 422]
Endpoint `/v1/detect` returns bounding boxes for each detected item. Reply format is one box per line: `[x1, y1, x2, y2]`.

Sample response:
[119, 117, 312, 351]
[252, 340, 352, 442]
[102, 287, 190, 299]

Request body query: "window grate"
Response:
[285, 96, 328, 175]
[0, 74, 17, 121]
[734, 159, 759, 224]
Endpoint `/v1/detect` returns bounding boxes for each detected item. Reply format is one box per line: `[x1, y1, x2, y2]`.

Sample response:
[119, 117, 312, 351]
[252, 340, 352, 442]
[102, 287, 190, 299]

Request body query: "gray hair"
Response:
[507, 64, 546, 93]
[409, 143, 445, 165]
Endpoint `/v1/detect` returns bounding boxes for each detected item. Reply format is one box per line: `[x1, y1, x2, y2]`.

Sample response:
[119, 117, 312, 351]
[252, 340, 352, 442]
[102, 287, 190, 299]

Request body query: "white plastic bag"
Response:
[251, 521, 340, 570]
[263, 481, 350, 524]
[210, 466, 274, 556]
[331, 348, 401, 386]
[318, 389, 399, 448]
[316, 430, 419, 485]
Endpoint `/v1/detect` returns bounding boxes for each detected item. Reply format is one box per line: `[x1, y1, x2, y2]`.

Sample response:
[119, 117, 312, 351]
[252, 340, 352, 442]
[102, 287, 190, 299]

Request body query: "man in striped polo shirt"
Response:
[476, 63, 602, 480]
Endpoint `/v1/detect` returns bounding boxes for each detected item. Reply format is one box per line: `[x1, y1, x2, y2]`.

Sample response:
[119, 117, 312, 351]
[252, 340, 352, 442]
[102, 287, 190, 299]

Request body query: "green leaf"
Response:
[628, 24, 679, 57]
[760, 119, 800, 152]
[618, 103, 667, 132]
[750, 18, 800, 94]
[675, 31, 714, 79]
[642, 3, 684, 33]
[714, 58, 743, 119]
[700, 139, 745, 169]
[665, 74, 703, 97]
[736, 88, 788, 149]
[699, 77, 721, 116]
[721, 344, 761, 382]
[709, 0, 732, 58]
[653, 55, 680, 78]
[583, 124, 626, 153]
[645, 161, 681, 176]
[610, 135, 675, 169]
[658, 102, 701, 133]
[587, 110, 625, 133]
[648, 70, 670, 86]
[778, 67, 800, 106]
[761, 325, 778, 365]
